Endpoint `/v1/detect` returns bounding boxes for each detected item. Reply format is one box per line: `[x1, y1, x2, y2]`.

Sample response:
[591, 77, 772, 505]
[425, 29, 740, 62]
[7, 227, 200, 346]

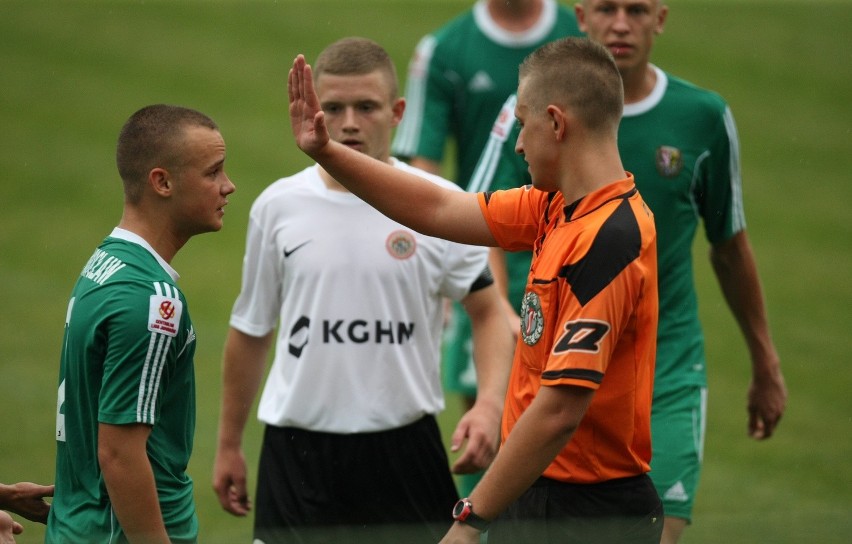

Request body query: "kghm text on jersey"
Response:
[323, 319, 415, 344]
[290, 316, 416, 347]
[80, 248, 126, 285]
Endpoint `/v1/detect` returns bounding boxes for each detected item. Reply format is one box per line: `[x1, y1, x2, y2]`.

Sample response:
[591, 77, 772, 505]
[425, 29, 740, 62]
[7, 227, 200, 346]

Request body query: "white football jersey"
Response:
[230, 160, 490, 432]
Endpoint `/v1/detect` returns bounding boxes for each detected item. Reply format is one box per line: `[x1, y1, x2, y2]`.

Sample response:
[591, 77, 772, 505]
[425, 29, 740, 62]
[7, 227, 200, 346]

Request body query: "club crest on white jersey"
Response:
[386, 230, 417, 260]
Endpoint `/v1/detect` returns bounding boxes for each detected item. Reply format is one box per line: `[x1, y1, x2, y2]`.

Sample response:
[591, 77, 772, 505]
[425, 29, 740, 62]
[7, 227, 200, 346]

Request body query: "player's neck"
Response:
[622, 63, 657, 105]
[558, 141, 626, 204]
[118, 210, 183, 263]
[318, 158, 394, 193]
[318, 166, 349, 192]
[488, 0, 544, 32]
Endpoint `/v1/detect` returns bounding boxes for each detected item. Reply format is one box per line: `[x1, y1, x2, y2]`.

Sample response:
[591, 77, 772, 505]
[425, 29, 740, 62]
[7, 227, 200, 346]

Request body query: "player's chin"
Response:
[204, 216, 225, 233]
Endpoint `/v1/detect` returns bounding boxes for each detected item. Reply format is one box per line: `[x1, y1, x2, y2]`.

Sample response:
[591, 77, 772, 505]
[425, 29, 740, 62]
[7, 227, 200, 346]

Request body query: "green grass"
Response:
[2, 1, 850, 543]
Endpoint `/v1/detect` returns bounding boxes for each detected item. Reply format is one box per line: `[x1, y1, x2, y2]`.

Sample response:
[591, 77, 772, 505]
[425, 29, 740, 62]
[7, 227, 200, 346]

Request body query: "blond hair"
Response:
[519, 37, 623, 134]
[313, 37, 398, 99]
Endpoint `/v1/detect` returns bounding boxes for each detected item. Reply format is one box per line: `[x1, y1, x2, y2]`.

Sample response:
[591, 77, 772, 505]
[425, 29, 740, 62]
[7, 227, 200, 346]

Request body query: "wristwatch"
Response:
[452, 497, 490, 531]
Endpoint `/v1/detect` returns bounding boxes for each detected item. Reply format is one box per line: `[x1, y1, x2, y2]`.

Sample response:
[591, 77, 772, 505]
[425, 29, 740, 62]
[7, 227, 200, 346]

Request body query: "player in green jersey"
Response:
[471, 2, 788, 542]
[392, 0, 583, 496]
[47, 104, 235, 544]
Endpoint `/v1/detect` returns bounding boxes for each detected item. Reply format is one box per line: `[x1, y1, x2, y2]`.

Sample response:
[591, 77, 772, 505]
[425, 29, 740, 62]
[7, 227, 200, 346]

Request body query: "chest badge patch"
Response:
[655, 145, 684, 178]
[520, 291, 544, 346]
[386, 230, 417, 260]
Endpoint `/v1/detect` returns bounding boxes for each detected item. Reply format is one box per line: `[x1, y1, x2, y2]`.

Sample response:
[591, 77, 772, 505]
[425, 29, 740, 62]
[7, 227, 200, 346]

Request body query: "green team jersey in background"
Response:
[391, 0, 581, 185]
[392, 0, 581, 398]
[47, 228, 198, 544]
[473, 67, 745, 394]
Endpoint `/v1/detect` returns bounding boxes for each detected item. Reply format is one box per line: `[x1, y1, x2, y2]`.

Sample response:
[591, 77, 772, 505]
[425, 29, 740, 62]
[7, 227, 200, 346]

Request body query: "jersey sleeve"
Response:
[391, 34, 452, 162]
[696, 103, 746, 245]
[99, 281, 186, 426]
[438, 241, 491, 302]
[477, 186, 551, 252]
[229, 199, 284, 336]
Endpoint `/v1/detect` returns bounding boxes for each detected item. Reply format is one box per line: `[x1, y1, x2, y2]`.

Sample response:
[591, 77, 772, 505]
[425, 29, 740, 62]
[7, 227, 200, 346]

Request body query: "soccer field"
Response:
[1, 1, 850, 542]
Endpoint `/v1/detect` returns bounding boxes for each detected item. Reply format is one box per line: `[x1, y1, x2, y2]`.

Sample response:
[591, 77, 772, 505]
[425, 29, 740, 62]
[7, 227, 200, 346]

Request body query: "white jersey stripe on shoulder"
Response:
[147, 335, 172, 423]
[468, 137, 504, 193]
[138, 281, 180, 422]
[137, 333, 158, 422]
[392, 35, 438, 156]
[137, 332, 170, 423]
[468, 94, 518, 193]
[723, 106, 746, 233]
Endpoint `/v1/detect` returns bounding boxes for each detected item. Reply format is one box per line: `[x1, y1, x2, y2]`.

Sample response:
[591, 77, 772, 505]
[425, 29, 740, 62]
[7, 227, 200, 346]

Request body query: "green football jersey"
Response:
[392, 0, 581, 186]
[472, 68, 745, 393]
[47, 229, 198, 543]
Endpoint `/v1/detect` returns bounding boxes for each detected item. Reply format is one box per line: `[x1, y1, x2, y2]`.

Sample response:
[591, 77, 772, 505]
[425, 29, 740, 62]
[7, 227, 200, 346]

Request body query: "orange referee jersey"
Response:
[478, 175, 658, 484]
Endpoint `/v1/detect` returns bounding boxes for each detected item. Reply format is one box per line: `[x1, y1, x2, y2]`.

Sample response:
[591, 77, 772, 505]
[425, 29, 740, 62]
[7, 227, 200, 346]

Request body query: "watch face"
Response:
[453, 499, 469, 519]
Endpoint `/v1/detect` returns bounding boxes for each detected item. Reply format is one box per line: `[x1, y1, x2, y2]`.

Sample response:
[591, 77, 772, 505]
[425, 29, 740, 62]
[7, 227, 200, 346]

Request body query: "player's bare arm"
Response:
[99, 423, 170, 544]
[488, 247, 522, 337]
[450, 285, 513, 474]
[213, 328, 274, 516]
[288, 55, 496, 247]
[710, 231, 787, 439]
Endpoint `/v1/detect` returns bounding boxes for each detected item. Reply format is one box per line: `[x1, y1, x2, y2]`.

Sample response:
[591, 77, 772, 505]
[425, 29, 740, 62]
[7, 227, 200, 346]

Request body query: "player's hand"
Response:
[450, 401, 501, 474]
[212, 447, 252, 516]
[288, 54, 330, 157]
[0, 510, 24, 543]
[747, 366, 787, 440]
[0, 482, 53, 524]
[439, 520, 482, 544]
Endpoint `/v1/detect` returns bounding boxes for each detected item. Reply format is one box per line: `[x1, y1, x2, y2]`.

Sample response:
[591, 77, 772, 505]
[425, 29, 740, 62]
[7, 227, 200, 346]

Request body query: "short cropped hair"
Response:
[116, 104, 218, 204]
[313, 37, 399, 99]
[519, 37, 623, 134]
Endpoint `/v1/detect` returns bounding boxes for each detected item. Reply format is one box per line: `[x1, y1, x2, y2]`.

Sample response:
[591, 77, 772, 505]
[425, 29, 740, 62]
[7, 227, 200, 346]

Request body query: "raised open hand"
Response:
[287, 54, 330, 158]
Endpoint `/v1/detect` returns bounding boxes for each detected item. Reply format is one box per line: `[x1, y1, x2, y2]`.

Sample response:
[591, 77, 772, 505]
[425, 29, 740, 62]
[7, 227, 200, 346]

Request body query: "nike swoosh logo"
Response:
[283, 241, 311, 257]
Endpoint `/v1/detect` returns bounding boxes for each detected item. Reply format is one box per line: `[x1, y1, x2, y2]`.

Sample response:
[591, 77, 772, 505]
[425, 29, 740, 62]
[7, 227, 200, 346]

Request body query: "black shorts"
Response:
[253, 415, 458, 544]
[488, 474, 664, 544]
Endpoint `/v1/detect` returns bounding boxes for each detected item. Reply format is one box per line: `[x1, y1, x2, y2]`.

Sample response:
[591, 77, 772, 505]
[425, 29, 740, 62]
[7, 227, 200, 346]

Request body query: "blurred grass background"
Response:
[1, 1, 850, 542]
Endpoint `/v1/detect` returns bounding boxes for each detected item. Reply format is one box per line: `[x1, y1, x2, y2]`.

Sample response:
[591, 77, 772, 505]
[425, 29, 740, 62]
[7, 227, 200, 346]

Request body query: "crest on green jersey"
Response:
[655, 145, 684, 177]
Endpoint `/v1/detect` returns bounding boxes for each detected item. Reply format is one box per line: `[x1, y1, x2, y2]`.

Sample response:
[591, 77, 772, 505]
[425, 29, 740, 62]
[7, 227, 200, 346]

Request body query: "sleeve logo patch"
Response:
[148, 295, 183, 337]
[552, 319, 611, 355]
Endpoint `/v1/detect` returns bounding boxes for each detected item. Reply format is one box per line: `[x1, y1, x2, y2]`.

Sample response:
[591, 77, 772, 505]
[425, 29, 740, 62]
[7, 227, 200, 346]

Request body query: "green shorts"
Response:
[441, 303, 477, 397]
[649, 385, 707, 522]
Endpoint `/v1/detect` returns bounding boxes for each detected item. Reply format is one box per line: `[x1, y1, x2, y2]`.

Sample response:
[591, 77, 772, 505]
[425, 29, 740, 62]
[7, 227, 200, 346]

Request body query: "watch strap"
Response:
[453, 498, 490, 532]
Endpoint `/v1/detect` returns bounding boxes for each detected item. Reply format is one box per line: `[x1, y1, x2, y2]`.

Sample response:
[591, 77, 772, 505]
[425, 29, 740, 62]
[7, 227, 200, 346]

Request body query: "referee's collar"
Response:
[562, 174, 637, 222]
